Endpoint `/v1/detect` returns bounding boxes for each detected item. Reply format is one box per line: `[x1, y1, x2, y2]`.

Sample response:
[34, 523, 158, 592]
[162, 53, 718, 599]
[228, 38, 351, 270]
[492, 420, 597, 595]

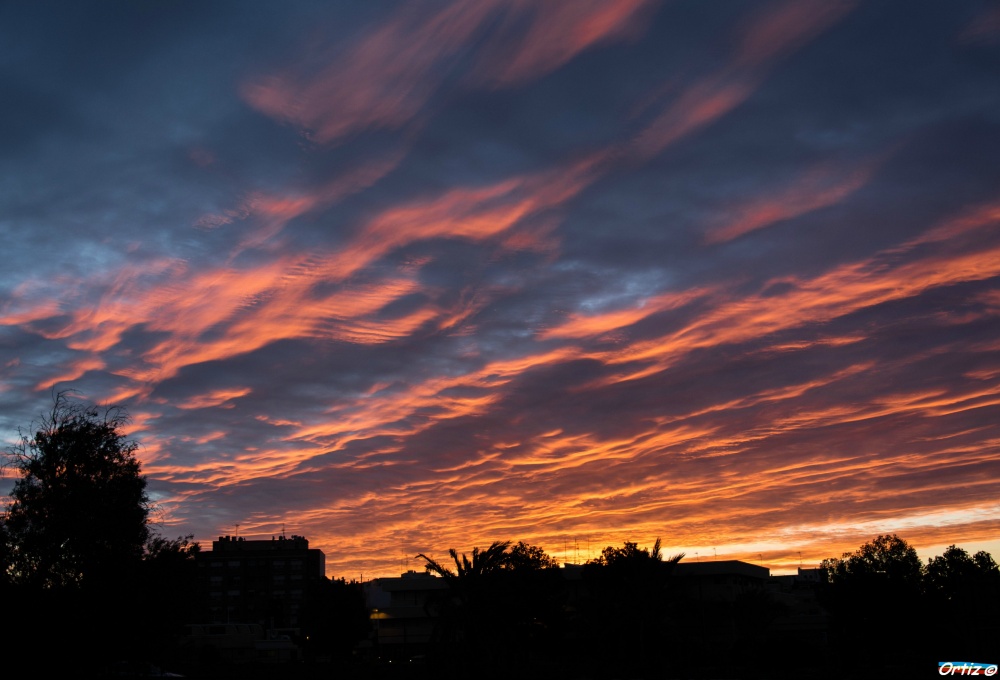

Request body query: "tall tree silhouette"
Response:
[820, 534, 925, 673]
[924, 545, 1000, 658]
[1, 393, 152, 674]
[417, 540, 566, 671]
[416, 541, 509, 667]
[3, 392, 149, 589]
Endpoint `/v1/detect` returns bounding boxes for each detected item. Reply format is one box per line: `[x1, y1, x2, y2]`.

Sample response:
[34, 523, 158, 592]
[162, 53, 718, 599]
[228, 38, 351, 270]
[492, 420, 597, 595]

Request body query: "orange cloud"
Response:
[176, 387, 253, 410]
[243, 0, 651, 144]
[243, 1, 497, 142]
[902, 201, 1000, 248]
[704, 156, 882, 244]
[35, 356, 106, 391]
[631, 0, 855, 159]
[595, 216, 1000, 379]
[479, 0, 649, 86]
[234, 151, 405, 253]
[632, 77, 758, 160]
[12, 147, 607, 417]
[297, 152, 604, 283]
[18, 188, 995, 580]
[545, 198, 998, 357]
[145, 198, 1000, 566]
[734, 0, 856, 68]
[542, 287, 714, 340]
[15, 0, 865, 430]
[283, 346, 580, 459]
[0, 299, 62, 326]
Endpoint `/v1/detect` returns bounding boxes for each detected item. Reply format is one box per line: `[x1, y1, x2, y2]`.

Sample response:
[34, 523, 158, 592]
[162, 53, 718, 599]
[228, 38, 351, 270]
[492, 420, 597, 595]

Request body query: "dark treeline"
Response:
[816, 534, 1000, 677]
[404, 534, 999, 679]
[3, 396, 998, 678]
[410, 538, 688, 678]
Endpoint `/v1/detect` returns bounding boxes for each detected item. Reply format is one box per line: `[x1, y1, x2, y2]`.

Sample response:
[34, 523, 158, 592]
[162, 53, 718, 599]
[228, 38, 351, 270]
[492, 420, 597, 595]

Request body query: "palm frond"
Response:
[416, 552, 456, 580]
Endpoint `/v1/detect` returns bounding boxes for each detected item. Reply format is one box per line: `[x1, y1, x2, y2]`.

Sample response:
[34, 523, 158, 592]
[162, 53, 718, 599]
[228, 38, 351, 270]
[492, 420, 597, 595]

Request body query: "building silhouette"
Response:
[196, 534, 325, 630]
[674, 559, 769, 601]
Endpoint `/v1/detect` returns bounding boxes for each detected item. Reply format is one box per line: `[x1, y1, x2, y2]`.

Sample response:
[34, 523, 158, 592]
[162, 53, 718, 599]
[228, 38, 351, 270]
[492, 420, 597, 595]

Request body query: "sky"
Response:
[2, 0, 999, 578]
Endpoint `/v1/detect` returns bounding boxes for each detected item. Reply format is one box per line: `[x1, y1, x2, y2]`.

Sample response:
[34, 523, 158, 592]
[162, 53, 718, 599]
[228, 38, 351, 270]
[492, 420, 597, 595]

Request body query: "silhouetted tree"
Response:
[416, 540, 511, 658]
[1, 393, 154, 673]
[417, 540, 566, 673]
[821, 533, 922, 587]
[819, 534, 925, 673]
[925, 544, 999, 600]
[418, 539, 511, 583]
[589, 537, 682, 569]
[0, 520, 10, 588]
[2, 393, 149, 589]
[505, 540, 559, 570]
[924, 545, 1000, 658]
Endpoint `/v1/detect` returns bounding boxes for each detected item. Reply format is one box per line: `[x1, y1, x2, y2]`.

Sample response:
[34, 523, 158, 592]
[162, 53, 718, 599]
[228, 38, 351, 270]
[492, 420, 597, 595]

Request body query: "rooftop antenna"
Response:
[281, 523, 286, 539]
[234, 523, 239, 538]
[714, 547, 717, 561]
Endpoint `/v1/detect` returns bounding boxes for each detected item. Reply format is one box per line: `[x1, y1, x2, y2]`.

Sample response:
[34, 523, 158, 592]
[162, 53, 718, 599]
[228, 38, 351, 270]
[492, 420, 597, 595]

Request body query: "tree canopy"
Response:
[587, 538, 684, 576]
[924, 544, 1000, 602]
[820, 533, 922, 587]
[819, 534, 1000, 673]
[506, 540, 560, 570]
[2, 393, 150, 589]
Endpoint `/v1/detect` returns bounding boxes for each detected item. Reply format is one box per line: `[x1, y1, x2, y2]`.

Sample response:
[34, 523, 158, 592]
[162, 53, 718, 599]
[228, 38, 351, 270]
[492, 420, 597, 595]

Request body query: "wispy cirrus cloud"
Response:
[243, 0, 651, 144]
[631, 0, 856, 159]
[704, 154, 883, 244]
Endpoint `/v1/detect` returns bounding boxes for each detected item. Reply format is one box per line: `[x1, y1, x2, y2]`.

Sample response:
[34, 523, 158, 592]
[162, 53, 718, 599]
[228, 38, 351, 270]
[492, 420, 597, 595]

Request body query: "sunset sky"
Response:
[2, 0, 999, 578]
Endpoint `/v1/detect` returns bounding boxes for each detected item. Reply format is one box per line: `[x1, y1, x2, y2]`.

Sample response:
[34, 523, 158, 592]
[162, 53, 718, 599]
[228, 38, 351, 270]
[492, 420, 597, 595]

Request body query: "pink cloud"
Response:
[175, 387, 253, 410]
[35, 356, 107, 391]
[243, 0, 651, 144]
[631, 0, 855, 159]
[704, 154, 883, 244]
[476, 0, 649, 85]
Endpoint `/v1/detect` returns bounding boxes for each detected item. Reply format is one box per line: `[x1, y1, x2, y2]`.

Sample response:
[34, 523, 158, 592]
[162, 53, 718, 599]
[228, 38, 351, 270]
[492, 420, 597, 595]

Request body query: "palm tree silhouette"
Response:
[416, 541, 513, 664]
[416, 540, 511, 582]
